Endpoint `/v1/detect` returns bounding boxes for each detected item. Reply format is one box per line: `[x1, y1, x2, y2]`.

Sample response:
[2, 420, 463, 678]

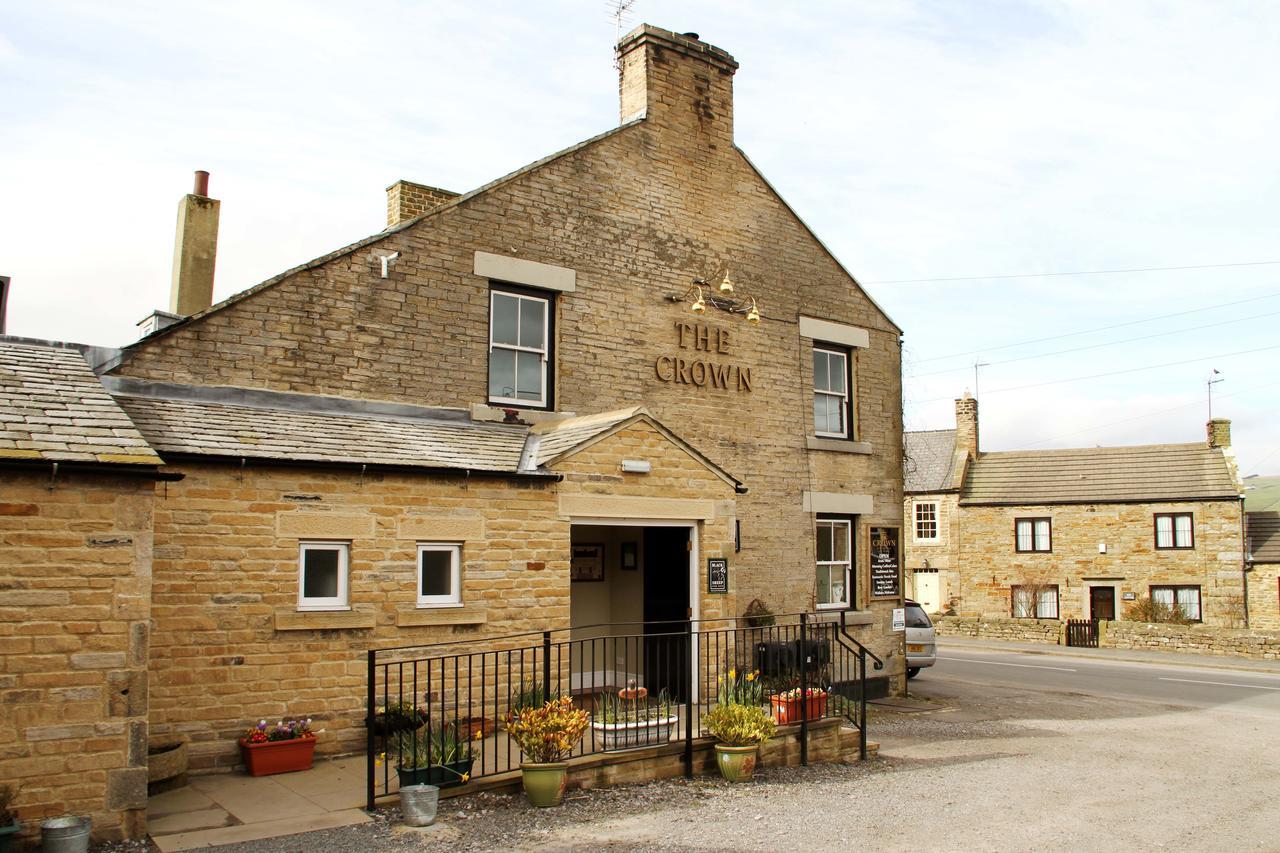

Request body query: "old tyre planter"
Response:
[238, 737, 316, 777]
[148, 740, 189, 795]
[520, 762, 569, 807]
[714, 744, 759, 782]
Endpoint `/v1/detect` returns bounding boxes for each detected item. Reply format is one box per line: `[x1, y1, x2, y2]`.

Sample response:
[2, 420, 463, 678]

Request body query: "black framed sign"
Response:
[707, 558, 728, 595]
[869, 526, 901, 598]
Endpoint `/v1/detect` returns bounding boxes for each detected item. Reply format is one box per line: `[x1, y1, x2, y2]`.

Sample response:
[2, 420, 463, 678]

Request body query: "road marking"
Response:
[1158, 677, 1280, 691]
[944, 657, 1077, 672]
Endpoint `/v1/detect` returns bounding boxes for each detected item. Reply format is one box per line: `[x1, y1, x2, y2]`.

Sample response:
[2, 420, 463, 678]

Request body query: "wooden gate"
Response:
[1065, 619, 1098, 648]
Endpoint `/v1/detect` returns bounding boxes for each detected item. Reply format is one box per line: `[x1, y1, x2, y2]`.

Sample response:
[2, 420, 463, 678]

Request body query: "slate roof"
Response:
[0, 340, 160, 466]
[115, 394, 532, 474]
[961, 443, 1240, 506]
[1243, 476, 1280, 512]
[904, 429, 958, 493]
[531, 408, 644, 466]
[1248, 512, 1280, 563]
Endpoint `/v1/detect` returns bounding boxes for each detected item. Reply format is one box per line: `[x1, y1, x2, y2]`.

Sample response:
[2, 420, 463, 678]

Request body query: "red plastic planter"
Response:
[769, 693, 828, 724]
[239, 736, 317, 777]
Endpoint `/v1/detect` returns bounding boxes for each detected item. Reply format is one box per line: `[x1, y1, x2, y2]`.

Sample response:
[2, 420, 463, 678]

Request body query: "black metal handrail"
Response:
[365, 612, 878, 809]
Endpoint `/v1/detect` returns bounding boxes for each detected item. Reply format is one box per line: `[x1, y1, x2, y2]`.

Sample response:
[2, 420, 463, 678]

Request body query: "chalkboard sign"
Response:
[870, 526, 900, 598]
[707, 558, 728, 595]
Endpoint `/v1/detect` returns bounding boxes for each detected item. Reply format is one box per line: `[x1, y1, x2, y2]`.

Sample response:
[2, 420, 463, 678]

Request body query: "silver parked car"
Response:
[904, 599, 936, 679]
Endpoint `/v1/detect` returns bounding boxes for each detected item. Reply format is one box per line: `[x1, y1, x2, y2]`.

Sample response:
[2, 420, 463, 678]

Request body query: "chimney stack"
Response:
[955, 393, 979, 457]
[0, 275, 9, 335]
[168, 170, 220, 317]
[616, 25, 738, 149]
[385, 180, 460, 228]
[1207, 418, 1231, 449]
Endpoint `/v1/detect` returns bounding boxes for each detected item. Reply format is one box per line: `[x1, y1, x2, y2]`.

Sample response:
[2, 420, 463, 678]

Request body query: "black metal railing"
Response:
[365, 611, 884, 809]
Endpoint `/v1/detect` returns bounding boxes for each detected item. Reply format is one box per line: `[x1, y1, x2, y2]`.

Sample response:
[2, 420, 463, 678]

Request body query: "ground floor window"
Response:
[297, 541, 349, 610]
[816, 516, 853, 608]
[1011, 584, 1059, 618]
[418, 543, 462, 607]
[1151, 585, 1201, 621]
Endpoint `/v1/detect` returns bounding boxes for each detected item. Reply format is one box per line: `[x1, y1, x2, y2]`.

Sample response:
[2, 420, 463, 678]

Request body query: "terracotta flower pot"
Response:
[238, 737, 316, 777]
[769, 693, 828, 724]
[520, 761, 569, 807]
[715, 744, 759, 782]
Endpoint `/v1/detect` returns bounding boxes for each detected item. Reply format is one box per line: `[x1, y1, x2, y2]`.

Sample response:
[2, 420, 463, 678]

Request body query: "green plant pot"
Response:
[715, 744, 759, 782]
[520, 762, 569, 807]
[396, 758, 474, 789]
[0, 820, 20, 853]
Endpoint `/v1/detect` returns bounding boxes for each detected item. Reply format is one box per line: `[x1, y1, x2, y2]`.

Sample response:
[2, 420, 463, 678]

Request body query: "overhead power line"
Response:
[870, 259, 1280, 284]
[910, 290, 1280, 364]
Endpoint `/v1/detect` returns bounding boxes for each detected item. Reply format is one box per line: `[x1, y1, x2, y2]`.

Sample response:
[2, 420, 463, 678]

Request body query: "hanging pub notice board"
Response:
[870, 526, 901, 598]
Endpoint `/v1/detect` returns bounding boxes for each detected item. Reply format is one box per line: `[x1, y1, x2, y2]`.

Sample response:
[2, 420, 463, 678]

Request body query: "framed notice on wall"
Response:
[570, 544, 604, 582]
[707, 558, 728, 595]
[869, 526, 901, 598]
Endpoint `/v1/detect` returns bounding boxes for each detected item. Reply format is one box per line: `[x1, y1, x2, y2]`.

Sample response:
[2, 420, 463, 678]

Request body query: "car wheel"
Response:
[906, 667, 920, 679]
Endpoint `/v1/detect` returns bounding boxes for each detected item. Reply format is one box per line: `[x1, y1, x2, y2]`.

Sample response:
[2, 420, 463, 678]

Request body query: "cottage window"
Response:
[417, 543, 462, 607]
[1015, 518, 1052, 553]
[813, 345, 852, 438]
[913, 502, 939, 542]
[1011, 585, 1059, 618]
[297, 542, 349, 610]
[1154, 513, 1194, 550]
[1151, 585, 1202, 621]
[815, 516, 853, 609]
[488, 285, 553, 408]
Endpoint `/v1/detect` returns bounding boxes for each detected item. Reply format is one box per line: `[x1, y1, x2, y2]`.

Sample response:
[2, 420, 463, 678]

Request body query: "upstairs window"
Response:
[813, 345, 852, 438]
[297, 542, 349, 611]
[913, 502, 939, 542]
[1011, 585, 1059, 618]
[489, 286, 552, 408]
[417, 543, 462, 607]
[1154, 513, 1194, 550]
[815, 516, 853, 609]
[1015, 518, 1052, 553]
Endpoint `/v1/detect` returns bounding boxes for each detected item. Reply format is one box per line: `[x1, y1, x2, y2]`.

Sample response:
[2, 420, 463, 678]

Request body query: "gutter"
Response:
[158, 452, 563, 483]
[0, 459, 184, 482]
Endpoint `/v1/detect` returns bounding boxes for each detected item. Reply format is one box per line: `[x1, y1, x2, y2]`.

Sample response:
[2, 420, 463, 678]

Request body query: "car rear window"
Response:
[905, 605, 932, 628]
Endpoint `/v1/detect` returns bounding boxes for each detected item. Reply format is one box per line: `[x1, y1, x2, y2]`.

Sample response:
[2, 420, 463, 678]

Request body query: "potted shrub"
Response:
[702, 702, 776, 782]
[393, 725, 478, 789]
[239, 718, 317, 777]
[0, 785, 19, 853]
[591, 687, 678, 750]
[504, 697, 590, 807]
[769, 686, 828, 724]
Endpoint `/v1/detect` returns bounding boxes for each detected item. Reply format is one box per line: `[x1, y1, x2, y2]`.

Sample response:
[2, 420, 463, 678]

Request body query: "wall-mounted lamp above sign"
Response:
[666, 273, 760, 325]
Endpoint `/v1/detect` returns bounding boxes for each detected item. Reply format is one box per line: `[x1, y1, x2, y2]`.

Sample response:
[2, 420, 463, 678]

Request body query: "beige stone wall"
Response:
[1246, 563, 1280, 630]
[902, 492, 962, 611]
[0, 471, 153, 843]
[111, 47, 905, 685]
[933, 615, 1063, 644]
[949, 500, 1246, 626]
[1106, 620, 1280, 659]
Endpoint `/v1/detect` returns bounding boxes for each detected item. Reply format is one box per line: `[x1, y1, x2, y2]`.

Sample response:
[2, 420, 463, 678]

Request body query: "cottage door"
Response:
[642, 526, 691, 701]
[1089, 586, 1116, 621]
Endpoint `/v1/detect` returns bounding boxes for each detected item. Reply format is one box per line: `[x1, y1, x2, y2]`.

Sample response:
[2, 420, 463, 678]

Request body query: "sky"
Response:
[2, 1, 1277, 476]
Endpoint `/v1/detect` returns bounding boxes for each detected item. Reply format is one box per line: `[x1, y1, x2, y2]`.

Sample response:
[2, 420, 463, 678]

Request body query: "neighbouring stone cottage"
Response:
[903, 394, 1247, 627]
[0, 25, 905, 842]
[1244, 477, 1280, 630]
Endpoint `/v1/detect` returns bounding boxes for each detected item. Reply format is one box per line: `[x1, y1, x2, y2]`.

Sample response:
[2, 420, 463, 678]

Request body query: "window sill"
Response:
[397, 607, 488, 627]
[806, 437, 873, 455]
[275, 610, 376, 631]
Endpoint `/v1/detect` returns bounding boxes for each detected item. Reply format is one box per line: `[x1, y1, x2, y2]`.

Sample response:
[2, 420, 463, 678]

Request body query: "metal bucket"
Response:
[399, 783, 440, 827]
[41, 816, 91, 853]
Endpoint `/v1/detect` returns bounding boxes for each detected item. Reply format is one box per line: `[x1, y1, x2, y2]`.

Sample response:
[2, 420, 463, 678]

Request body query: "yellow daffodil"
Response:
[728, 668, 737, 680]
[745, 672, 756, 682]
[461, 772, 470, 783]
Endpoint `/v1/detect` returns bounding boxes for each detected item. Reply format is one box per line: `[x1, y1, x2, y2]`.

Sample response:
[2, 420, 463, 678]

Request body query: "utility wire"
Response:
[909, 290, 1280, 364]
[910, 342, 1280, 403]
[909, 308, 1280, 379]
[870, 259, 1280, 284]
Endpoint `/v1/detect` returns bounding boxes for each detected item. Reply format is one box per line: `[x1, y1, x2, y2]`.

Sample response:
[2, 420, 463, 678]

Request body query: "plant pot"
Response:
[148, 740, 189, 795]
[368, 709, 428, 738]
[398, 784, 440, 827]
[0, 820, 20, 853]
[40, 816, 90, 853]
[714, 744, 760, 782]
[769, 693, 828, 724]
[449, 716, 496, 740]
[590, 714, 679, 750]
[238, 737, 317, 777]
[396, 758, 474, 789]
[520, 761, 569, 807]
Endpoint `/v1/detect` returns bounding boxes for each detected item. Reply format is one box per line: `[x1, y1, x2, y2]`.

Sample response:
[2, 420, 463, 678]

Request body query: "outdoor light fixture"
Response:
[621, 459, 651, 473]
[666, 273, 762, 324]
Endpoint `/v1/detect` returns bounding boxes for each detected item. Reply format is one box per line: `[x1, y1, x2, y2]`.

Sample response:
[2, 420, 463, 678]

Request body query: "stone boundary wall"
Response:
[935, 615, 1280, 660]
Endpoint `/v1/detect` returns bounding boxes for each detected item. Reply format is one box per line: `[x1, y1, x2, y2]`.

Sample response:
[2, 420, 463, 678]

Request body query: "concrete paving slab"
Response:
[190, 774, 326, 823]
[272, 756, 365, 797]
[151, 808, 371, 852]
[147, 785, 216, 818]
[302, 788, 368, 812]
[147, 808, 234, 836]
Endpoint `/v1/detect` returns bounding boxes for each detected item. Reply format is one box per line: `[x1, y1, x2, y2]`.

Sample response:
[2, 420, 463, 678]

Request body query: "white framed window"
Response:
[297, 541, 349, 611]
[1011, 585, 1059, 618]
[913, 502, 939, 542]
[489, 287, 551, 408]
[1151, 585, 1202, 621]
[816, 517, 853, 609]
[1015, 518, 1052, 553]
[813, 345, 850, 438]
[1154, 513, 1194, 550]
[417, 543, 462, 607]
